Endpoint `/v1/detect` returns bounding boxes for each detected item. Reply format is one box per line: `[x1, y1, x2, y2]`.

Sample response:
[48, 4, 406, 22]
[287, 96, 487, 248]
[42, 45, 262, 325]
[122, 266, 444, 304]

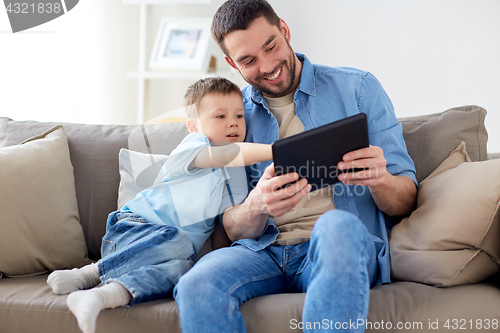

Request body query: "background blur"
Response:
[1, 0, 499, 150]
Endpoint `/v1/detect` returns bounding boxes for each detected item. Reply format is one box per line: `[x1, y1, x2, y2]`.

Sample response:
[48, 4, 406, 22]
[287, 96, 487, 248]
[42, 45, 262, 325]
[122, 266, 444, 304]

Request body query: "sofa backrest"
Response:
[0, 118, 188, 260]
[0, 105, 488, 260]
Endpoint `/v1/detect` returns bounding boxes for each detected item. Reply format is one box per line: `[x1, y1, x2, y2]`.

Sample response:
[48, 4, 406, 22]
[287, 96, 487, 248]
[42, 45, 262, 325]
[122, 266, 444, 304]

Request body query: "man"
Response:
[174, 1, 417, 332]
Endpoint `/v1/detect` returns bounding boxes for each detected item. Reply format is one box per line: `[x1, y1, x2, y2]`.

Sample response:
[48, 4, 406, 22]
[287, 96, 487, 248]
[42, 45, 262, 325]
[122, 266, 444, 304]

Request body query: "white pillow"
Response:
[117, 148, 169, 209]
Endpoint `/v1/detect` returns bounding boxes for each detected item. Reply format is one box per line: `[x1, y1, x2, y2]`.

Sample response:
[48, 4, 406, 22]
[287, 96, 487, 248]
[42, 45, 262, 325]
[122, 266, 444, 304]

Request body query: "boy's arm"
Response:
[189, 143, 272, 170]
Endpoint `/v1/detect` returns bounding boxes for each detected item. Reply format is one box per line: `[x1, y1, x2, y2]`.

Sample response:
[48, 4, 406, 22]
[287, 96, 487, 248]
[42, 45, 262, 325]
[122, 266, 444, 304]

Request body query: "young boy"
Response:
[46, 77, 272, 333]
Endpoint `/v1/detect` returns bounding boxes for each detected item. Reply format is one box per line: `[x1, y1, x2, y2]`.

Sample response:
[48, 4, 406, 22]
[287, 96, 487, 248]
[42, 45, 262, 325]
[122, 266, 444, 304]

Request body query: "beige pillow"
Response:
[0, 126, 90, 277]
[390, 141, 500, 287]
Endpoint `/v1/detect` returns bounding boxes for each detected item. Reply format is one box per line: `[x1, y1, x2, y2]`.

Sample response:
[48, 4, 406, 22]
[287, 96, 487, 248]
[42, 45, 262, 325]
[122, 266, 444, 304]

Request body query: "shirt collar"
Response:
[250, 52, 317, 106]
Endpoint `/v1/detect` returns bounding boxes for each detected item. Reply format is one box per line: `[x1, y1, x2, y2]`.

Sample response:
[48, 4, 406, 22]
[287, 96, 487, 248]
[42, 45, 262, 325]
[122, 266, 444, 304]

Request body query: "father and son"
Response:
[47, 0, 418, 332]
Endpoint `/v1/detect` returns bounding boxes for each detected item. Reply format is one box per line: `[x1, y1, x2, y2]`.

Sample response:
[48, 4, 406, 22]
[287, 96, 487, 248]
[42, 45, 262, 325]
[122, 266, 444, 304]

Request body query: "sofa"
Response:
[0, 105, 499, 333]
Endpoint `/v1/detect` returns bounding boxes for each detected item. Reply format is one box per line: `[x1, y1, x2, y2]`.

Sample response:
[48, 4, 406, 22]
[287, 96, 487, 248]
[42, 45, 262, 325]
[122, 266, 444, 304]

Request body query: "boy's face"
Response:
[187, 92, 246, 144]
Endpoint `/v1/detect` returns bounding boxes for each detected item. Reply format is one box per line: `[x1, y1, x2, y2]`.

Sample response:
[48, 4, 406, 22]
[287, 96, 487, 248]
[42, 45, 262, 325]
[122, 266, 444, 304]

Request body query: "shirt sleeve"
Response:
[163, 133, 210, 181]
[359, 73, 418, 186]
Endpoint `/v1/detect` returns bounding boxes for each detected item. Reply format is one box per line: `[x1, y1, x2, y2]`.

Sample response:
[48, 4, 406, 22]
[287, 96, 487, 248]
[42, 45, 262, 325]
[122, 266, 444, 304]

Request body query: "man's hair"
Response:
[212, 0, 280, 57]
[184, 77, 242, 119]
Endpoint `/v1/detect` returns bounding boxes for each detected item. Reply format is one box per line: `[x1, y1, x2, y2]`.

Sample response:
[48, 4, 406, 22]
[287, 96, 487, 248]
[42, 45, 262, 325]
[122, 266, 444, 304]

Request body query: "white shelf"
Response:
[124, 0, 221, 124]
[127, 70, 236, 80]
[124, 0, 210, 4]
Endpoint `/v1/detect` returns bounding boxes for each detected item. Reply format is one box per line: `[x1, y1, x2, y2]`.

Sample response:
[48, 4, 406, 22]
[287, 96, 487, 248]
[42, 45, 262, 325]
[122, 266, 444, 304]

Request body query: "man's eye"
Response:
[267, 44, 276, 51]
[245, 59, 255, 66]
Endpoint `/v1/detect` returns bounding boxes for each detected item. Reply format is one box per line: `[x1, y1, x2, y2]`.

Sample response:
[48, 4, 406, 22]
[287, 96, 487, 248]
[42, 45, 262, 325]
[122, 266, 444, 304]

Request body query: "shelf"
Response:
[127, 70, 236, 80]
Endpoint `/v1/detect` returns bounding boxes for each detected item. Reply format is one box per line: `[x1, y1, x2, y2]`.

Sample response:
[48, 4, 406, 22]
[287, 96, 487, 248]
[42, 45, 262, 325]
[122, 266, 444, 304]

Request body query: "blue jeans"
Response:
[174, 210, 378, 332]
[98, 211, 194, 305]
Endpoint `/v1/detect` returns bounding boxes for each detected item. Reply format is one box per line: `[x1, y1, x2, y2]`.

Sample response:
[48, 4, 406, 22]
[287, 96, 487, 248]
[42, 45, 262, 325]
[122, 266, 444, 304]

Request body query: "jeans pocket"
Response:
[101, 239, 116, 258]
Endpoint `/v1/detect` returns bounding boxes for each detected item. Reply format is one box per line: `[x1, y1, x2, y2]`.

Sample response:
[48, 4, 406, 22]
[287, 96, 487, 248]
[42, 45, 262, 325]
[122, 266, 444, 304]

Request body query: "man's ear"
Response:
[279, 18, 291, 43]
[225, 55, 238, 70]
[186, 119, 199, 133]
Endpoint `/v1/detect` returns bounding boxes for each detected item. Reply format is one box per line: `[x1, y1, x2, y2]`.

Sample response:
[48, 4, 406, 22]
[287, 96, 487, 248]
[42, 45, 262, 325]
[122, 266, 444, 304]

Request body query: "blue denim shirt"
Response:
[233, 53, 417, 285]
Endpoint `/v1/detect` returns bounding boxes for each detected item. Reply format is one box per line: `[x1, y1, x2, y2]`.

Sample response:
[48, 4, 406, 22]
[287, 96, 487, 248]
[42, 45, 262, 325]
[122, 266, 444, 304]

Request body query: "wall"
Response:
[0, 0, 138, 125]
[146, 0, 500, 151]
[1, 0, 499, 151]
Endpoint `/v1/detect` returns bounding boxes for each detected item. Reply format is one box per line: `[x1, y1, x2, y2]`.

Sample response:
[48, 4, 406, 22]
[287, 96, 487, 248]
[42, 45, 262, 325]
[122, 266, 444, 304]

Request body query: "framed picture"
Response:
[149, 18, 213, 71]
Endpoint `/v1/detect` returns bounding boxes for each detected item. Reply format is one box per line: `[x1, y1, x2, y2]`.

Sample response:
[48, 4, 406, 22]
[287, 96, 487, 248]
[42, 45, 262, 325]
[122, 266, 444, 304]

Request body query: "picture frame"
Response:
[149, 18, 213, 71]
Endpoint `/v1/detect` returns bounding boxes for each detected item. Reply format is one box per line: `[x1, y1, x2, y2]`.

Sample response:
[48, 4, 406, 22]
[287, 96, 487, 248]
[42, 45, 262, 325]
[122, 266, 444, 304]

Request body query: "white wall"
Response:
[1, 0, 499, 151]
[270, 0, 500, 151]
[0, 0, 138, 125]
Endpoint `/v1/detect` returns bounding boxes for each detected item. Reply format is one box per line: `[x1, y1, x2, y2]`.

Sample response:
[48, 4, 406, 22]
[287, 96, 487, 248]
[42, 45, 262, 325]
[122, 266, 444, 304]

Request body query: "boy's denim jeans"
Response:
[174, 210, 378, 333]
[98, 211, 194, 305]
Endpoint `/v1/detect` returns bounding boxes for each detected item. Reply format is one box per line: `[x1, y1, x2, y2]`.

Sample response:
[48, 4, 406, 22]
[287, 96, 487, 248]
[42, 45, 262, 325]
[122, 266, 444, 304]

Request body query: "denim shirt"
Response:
[232, 53, 417, 286]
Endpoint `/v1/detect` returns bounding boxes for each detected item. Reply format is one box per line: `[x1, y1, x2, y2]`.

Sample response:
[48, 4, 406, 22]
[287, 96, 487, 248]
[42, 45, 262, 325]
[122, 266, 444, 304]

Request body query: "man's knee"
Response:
[312, 210, 370, 246]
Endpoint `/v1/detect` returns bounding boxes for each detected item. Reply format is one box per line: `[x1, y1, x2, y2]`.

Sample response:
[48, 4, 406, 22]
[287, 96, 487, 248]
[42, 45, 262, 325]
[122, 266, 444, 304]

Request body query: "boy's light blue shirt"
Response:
[109, 133, 247, 257]
[235, 53, 417, 285]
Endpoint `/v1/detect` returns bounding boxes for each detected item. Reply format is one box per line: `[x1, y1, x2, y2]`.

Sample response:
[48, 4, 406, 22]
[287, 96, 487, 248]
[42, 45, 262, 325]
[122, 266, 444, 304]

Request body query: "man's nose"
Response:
[260, 57, 276, 75]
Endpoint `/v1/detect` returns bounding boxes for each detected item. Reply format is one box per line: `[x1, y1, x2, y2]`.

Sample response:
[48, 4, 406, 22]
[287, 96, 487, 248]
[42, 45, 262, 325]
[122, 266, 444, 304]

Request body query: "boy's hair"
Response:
[212, 0, 280, 58]
[184, 77, 242, 119]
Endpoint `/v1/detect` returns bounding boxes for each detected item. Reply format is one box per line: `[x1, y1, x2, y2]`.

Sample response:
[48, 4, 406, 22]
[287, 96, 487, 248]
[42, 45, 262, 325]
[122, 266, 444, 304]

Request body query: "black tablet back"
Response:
[272, 113, 369, 190]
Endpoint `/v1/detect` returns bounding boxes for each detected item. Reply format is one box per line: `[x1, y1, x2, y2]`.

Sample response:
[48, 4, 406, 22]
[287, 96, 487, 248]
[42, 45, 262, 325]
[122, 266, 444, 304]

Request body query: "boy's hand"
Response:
[248, 163, 311, 218]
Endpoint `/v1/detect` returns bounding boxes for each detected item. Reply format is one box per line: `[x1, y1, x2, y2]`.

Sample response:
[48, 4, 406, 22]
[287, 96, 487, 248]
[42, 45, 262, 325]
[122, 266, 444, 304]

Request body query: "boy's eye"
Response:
[216, 115, 225, 119]
[236, 115, 244, 119]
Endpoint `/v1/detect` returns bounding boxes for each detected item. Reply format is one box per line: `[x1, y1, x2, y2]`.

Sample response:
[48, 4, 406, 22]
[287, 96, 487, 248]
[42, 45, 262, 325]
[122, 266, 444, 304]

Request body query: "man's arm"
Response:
[189, 143, 273, 169]
[337, 145, 417, 216]
[223, 164, 311, 242]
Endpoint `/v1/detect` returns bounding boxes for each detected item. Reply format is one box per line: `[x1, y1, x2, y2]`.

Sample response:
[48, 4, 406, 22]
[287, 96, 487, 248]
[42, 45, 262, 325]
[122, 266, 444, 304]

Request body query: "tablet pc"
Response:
[272, 113, 369, 190]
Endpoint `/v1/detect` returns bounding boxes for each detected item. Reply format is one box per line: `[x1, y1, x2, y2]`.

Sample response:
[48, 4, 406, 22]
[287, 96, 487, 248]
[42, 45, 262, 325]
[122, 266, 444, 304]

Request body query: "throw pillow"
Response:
[117, 148, 169, 209]
[0, 125, 91, 277]
[399, 105, 487, 183]
[390, 141, 500, 287]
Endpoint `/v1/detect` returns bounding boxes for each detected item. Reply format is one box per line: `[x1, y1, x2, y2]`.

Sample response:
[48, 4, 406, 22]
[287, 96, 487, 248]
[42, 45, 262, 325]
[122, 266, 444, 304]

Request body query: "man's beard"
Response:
[241, 46, 297, 98]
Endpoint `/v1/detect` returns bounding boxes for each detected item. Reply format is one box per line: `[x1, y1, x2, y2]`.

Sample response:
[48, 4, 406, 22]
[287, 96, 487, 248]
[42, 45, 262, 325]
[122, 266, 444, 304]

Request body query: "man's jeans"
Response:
[174, 210, 378, 332]
[98, 211, 194, 305]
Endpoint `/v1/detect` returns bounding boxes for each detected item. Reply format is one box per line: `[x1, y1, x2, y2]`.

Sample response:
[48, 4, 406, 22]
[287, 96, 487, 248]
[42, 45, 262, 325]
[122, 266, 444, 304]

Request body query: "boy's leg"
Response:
[174, 245, 287, 333]
[47, 262, 100, 295]
[98, 217, 195, 304]
[296, 210, 378, 333]
[67, 281, 132, 333]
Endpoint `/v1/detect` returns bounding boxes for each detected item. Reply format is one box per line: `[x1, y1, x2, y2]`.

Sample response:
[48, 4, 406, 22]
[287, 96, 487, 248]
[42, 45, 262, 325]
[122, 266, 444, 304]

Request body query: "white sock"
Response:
[47, 263, 101, 295]
[67, 282, 132, 333]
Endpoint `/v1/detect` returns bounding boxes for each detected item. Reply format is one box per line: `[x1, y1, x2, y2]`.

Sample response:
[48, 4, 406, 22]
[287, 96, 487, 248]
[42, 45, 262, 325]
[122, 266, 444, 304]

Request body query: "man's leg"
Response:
[174, 245, 287, 333]
[298, 210, 378, 333]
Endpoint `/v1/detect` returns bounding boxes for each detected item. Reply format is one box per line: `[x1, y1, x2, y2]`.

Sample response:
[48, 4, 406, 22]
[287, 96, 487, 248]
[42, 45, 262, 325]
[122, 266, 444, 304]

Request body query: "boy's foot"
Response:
[67, 282, 132, 333]
[47, 263, 100, 294]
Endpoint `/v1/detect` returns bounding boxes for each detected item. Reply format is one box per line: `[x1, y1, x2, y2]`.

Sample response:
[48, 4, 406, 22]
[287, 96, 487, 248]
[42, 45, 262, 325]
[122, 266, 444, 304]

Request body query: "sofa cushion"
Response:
[1, 274, 499, 333]
[0, 126, 90, 277]
[390, 142, 500, 287]
[399, 105, 487, 183]
[0, 118, 189, 261]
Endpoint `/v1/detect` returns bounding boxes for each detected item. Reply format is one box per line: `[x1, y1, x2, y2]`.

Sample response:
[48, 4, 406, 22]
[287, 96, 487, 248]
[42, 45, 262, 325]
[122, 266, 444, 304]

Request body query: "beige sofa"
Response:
[0, 105, 499, 333]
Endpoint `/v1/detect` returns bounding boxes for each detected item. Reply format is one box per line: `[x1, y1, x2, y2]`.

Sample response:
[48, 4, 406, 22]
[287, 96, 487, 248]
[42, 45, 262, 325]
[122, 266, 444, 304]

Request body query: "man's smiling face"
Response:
[223, 16, 302, 98]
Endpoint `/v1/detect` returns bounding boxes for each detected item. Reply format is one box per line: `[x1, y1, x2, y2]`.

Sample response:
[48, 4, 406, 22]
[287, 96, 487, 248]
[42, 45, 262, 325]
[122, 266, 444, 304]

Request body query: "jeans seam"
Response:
[225, 272, 282, 296]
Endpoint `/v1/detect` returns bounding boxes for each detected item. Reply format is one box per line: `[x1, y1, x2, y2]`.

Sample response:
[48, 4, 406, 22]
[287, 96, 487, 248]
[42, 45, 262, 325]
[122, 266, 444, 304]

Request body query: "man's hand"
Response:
[337, 145, 388, 187]
[250, 163, 312, 218]
[337, 145, 416, 216]
[223, 163, 311, 241]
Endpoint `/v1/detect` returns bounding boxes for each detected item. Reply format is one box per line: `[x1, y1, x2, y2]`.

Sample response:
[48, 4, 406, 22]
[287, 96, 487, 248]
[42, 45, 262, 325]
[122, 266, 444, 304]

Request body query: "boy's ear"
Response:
[186, 119, 199, 133]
